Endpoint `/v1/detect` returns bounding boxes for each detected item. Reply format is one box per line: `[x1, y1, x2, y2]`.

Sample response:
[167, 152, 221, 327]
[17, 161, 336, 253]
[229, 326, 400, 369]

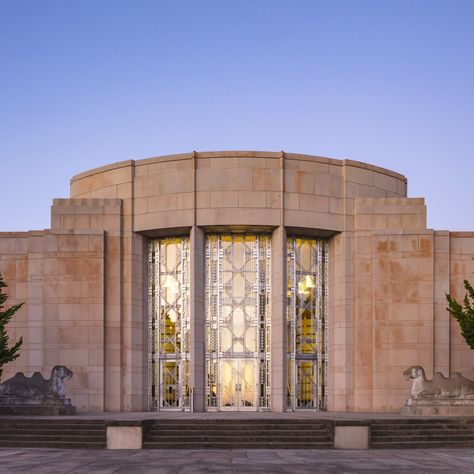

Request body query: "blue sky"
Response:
[1, 0, 473, 231]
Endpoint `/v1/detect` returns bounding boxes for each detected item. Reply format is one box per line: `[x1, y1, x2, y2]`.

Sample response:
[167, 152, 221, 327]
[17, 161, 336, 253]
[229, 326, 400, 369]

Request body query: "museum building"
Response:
[1, 151, 473, 414]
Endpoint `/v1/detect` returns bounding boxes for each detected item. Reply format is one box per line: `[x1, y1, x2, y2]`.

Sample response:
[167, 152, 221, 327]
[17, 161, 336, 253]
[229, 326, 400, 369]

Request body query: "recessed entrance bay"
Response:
[149, 233, 327, 412]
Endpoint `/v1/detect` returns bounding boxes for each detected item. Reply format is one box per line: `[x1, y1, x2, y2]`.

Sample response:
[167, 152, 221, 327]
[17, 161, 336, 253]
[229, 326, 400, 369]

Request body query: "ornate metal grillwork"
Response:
[149, 237, 190, 410]
[287, 237, 328, 410]
[205, 234, 271, 411]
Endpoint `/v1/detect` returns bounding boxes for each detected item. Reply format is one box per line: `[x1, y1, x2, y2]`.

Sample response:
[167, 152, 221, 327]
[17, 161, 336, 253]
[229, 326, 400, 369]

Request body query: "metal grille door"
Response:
[205, 234, 271, 411]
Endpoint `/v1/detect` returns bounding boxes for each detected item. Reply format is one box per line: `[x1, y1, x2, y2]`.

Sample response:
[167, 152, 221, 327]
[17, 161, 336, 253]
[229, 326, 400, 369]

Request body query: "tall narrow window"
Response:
[205, 234, 271, 411]
[287, 237, 328, 410]
[149, 237, 190, 410]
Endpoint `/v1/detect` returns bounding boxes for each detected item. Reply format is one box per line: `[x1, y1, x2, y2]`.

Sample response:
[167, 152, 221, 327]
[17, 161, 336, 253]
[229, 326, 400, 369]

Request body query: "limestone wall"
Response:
[449, 233, 474, 379]
[1, 151, 473, 413]
[0, 230, 105, 411]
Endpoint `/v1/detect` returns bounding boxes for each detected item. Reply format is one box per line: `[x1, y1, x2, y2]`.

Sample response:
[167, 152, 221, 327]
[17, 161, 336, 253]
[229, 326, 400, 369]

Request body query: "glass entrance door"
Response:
[220, 359, 255, 410]
[206, 234, 271, 411]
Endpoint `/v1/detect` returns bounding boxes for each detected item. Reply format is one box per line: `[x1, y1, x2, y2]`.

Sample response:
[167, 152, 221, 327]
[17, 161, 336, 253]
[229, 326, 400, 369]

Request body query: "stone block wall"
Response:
[1, 151, 473, 413]
[449, 233, 474, 380]
[328, 196, 474, 412]
[0, 230, 105, 411]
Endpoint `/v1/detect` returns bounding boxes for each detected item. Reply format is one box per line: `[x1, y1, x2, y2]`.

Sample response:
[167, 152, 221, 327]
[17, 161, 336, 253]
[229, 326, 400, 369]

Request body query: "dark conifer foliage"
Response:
[0, 272, 23, 380]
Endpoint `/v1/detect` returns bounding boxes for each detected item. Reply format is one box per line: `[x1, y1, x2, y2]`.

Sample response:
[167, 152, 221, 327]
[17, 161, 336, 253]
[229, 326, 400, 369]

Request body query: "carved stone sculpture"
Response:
[0, 365, 76, 415]
[402, 365, 474, 415]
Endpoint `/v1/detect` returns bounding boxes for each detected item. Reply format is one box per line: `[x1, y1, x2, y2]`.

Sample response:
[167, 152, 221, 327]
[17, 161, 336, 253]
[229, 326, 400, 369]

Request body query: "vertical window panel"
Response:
[287, 237, 328, 410]
[149, 237, 190, 410]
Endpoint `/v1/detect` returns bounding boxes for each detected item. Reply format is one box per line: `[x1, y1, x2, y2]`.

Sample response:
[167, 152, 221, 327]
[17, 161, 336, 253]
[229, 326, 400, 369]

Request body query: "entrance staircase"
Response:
[371, 419, 474, 448]
[143, 419, 334, 449]
[2, 417, 474, 449]
[0, 419, 106, 448]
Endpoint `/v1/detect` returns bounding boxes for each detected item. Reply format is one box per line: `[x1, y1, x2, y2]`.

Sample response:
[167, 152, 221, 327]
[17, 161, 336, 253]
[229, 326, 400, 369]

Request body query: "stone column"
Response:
[190, 225, 206, 411]
[271, 225, 287, 412]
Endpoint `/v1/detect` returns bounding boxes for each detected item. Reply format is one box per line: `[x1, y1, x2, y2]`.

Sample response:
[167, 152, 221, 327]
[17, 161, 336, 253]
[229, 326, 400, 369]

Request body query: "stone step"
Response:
[371, 434, 474, 443]
[0, 419, 104, 423]
[0, 428, 105, 434]
[371, 422, 474, 428]
[147, 424, 329, 430]
[0, 418, 107, 449]
[371, 424, 474, 430]
[144, 420, 328, 426]
[0, 434, 105, 442]
[0, 440, 105, 449]
[143, 419, 333, 449]
[371, 440, 474, 449]
[0, 423, 106, 429]
[147, 429, 329, 436]
[143, 441, 333, 449]
[145, 435, 332, 443]
[371, 429, 474, 437]
[146, 423, 329, 430]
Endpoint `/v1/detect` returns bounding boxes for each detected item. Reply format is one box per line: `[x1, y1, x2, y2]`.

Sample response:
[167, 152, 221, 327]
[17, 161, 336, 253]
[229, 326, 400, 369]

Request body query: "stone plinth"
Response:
[334, 424, 369, 449]
[0, 404, 76, 416]
[402, 401, 474, 416]
[106, 421, 142, 449]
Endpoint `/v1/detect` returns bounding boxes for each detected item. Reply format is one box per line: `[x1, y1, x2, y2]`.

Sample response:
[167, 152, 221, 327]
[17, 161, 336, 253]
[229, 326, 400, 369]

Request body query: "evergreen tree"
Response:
[0, 271, 23, 380]
[446, 279, 474, 350]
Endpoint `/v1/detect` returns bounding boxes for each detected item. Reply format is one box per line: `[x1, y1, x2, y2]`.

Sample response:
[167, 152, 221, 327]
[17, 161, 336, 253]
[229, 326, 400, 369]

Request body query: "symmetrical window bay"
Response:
[149, 234, 328, 411]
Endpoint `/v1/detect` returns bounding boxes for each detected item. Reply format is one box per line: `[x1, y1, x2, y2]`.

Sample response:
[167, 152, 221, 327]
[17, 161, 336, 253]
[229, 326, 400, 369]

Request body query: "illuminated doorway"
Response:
[205, 234, 271, 411]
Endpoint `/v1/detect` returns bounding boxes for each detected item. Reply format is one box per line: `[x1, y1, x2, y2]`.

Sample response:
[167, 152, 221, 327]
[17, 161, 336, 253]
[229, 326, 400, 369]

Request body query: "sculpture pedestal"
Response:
[0, 396, 76, 416]
[402, 399, 474, 416]
[0, 405, 76, 415]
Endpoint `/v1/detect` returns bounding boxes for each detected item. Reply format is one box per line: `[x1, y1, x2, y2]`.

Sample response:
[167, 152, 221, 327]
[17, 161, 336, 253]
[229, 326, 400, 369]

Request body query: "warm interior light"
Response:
[163, 275, 179, 297]
[297, 275, 315, 295]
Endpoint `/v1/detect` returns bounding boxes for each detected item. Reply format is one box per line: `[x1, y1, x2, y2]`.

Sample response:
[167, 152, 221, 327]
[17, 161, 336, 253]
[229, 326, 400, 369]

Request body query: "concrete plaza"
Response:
[0, 448, 474, 473]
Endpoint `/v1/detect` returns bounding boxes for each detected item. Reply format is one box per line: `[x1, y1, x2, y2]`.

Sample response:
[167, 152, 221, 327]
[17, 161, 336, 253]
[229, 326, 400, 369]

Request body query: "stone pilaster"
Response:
[271, 225, 287, 411]
[190, 225, 205, 411]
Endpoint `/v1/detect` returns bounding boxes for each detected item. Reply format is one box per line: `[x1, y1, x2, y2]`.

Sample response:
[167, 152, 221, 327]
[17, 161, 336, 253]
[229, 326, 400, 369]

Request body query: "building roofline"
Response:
[70, 150, 407, 183]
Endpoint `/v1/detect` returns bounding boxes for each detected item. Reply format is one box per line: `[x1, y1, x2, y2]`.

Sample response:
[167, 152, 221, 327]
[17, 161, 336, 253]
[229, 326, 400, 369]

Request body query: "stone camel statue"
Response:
[0, 365, 73, 400]
[403, 365, 474, 402]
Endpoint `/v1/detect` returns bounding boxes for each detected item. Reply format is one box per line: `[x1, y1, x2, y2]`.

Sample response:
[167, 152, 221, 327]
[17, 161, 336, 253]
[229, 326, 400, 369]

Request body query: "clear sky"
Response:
[1, 0, 473, 231]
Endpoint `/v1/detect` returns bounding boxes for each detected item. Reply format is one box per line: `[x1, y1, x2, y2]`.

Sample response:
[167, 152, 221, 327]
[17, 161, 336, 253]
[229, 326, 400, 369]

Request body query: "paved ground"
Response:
[1, 448, 474, 473]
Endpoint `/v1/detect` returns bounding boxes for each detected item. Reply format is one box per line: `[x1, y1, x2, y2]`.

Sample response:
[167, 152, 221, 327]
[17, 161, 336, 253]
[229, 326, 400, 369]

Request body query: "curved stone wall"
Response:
[70, 151, 407, 234]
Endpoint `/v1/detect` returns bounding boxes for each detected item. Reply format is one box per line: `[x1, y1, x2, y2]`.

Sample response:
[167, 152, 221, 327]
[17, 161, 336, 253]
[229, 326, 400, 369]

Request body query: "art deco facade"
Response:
[1, 151, 473, 413]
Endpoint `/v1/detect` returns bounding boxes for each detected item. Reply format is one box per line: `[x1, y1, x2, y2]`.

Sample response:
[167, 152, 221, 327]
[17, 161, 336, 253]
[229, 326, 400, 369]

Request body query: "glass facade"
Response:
[205, 235, 271, 411]
[149, 237, 190, 410]
[287, 237, 328, 410]
[148, 233, 328, 412]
